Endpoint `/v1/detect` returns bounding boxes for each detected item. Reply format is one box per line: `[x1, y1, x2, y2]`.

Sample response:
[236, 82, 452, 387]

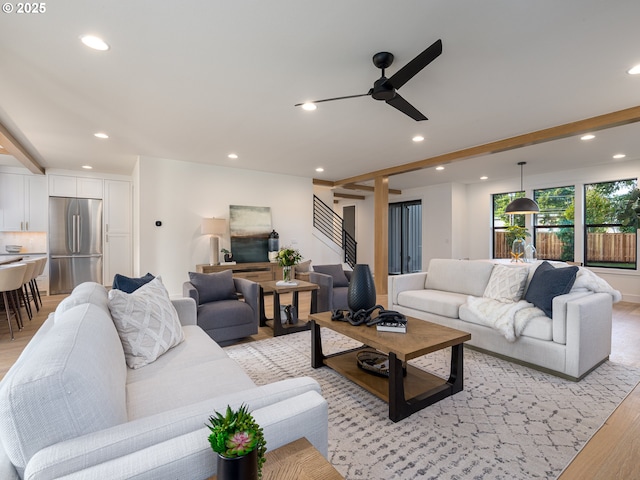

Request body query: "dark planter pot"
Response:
[217, 448, 258, 480]
[224, 253, 233, 262]
[347, 264, 376, 312]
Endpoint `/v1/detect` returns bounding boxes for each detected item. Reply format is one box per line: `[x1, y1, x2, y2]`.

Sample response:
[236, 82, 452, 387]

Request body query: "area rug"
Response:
[224, 329, 640, 480]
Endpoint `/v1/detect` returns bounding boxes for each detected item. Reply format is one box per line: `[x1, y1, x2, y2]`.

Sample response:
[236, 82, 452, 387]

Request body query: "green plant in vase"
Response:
[220, 248, 233, 262]
[277, 247, 302, 282]
[207, 404, 266, 480]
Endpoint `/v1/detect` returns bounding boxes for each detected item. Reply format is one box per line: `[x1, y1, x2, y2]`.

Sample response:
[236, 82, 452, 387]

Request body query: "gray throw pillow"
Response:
[524, 261, 579, 317]
[296, 259, 312, 273]
[313, 264, 349, 287]
[188, 270, 237, 304]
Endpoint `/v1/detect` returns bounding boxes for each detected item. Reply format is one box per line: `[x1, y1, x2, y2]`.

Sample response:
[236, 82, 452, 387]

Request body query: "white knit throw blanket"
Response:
[465, 266, 622, 342]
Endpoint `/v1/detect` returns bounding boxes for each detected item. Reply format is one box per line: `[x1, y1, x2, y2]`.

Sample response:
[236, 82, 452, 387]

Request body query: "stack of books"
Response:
[376, 320, 407, 333]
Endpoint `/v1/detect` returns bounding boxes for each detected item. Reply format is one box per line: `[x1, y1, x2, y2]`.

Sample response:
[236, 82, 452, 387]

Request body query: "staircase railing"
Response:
[313, 195, 357, 267]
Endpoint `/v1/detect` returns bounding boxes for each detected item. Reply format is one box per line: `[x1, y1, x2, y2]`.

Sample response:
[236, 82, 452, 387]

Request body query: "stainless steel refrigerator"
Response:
[49, 197, 103, 294]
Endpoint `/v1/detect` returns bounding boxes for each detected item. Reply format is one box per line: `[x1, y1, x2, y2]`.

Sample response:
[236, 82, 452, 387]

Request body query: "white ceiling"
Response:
[1, 1, 639, 191]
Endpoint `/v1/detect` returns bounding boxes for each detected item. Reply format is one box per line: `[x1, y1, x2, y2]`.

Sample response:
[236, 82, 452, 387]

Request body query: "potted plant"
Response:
[276, 247, 302, 283]
[220, 248, 233, 262]
[207, 404, 266, 480]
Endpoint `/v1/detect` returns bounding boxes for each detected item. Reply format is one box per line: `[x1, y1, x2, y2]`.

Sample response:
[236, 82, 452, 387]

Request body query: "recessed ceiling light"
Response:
[581, 134, 595, 140]
[627, 64, 640, 75]
[315, 167, 324, 172]
[613, 153, 626, 159]
[301, 103, 317, 111]
[480, 176, 488, 180]
[80, 35, 110, 51]
[227, 153, 238, 159]
[412, 135, 424, 142]
[94, 132, 109, 139]
[436, 166, 444, 171]
[82, 165, 93, 170]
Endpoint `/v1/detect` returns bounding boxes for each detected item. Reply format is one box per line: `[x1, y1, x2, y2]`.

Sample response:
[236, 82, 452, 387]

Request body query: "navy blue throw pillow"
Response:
[524, 261, 579, 317]
[112, 273, 155, 294]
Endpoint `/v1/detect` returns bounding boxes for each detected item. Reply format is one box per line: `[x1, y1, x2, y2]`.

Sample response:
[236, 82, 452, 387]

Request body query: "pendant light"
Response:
[505, 162, 539, 214]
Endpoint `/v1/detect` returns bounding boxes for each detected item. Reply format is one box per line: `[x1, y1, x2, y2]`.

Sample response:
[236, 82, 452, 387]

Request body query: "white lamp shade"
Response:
[201, 218, 226, 235]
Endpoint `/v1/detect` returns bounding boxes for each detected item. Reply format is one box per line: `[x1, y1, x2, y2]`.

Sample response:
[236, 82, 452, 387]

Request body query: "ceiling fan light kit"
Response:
[505, 161, 540, 214]
[295, 39, 443, 121]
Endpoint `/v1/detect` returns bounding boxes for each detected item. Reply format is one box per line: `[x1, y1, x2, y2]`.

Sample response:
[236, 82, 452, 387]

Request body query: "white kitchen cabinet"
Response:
[0, 173, 47, 231]
[49, 174, 103, 199]
[104, 180, 132, 282]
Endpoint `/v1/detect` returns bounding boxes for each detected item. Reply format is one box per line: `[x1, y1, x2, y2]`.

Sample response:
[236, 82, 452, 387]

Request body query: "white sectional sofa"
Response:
[0, 281, 328, 480]
[389, 259, 620, 381]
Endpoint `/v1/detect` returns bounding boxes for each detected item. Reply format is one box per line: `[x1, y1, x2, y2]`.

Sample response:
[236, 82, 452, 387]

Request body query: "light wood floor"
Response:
[2, 293, 640, 479]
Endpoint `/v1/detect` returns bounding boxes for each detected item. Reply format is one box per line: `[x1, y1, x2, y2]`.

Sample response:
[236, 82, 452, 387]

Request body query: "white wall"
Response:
[136, 156, 314, 295]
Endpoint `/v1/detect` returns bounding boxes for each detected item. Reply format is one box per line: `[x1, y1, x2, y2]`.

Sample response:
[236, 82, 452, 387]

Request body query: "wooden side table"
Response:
[208, 437, 344, 480]
[259, 279, 319, 336]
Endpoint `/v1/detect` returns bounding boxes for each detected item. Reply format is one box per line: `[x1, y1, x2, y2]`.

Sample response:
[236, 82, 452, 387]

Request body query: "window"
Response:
[388, 200, 422, 274]
[533, 186, 575, 261]
[492, 192, 525, 259]
[584, 179, 637, 269]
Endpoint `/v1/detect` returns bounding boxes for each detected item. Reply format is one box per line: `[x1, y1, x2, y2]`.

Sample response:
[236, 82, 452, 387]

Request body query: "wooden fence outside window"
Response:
[495, 231, 636, 262]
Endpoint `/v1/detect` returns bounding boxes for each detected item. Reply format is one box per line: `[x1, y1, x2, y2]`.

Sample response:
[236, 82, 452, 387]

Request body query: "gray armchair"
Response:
[309, 264, 353, 313]
[183, 270, 260, 346]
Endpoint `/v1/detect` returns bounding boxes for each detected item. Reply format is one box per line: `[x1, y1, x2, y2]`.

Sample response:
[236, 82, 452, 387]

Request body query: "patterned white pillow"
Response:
[483, 264, 529, 303]
[108, 276, 184, 369]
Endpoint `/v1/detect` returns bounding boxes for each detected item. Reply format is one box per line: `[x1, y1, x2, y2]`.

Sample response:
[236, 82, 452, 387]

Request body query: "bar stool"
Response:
[0, 263, 28, 340]
[19, 260, 37, 320]
[30, 256, 47, 308]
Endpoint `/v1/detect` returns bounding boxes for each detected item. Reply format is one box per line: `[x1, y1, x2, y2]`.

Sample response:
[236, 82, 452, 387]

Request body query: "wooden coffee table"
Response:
[309, 311, 471, 422]
[259, 280, 319, 336]
[208, 437, 343, 480]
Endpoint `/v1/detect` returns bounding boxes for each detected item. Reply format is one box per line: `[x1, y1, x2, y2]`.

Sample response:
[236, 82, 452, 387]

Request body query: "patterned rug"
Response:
[224, 329, 640, 480]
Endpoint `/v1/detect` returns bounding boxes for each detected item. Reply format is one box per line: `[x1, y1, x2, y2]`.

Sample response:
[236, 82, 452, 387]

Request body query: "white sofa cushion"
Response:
[397, 289, 468, 319]
[125, 326, 255, 419]
[0, 304, 127, 476]
[483, 264, 529, 302]
[108, 276, 185, 369]
[425, 259, 495, 297]
[460, 303, 553, 341]
[54, 281, 108, 321]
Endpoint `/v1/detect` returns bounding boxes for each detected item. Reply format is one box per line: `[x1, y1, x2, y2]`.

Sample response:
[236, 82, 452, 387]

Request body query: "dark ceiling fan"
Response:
[295, 39, 442, 121]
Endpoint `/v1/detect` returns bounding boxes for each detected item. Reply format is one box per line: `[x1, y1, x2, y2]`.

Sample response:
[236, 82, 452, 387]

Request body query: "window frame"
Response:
[532, 185, 575, 262]
[583, 178, 637, 270]
[492, 191, 525, 259]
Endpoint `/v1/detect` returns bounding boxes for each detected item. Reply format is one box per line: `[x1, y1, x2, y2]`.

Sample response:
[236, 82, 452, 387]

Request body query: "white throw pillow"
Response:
[483, 264, 529, 303]
[108, 276, 185, 369]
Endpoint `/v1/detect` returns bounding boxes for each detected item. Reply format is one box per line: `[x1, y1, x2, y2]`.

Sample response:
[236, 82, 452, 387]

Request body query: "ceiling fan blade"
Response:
[386, 94, 428, 121]
[294, 91, 371, 107]
[387, 39, 442, 90]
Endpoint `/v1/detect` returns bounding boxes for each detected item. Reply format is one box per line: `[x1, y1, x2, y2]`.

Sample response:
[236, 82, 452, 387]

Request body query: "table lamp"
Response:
[201, 218, 227, 265]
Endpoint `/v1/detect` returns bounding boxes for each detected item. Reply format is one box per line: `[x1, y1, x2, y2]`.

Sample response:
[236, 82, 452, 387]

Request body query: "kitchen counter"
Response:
[0, 256, 23, 265]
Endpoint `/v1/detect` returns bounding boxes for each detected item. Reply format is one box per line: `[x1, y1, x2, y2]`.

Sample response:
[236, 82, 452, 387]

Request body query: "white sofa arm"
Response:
[388, 272, 428, 306]
[40, 391, 327, 480]
[24, 378, 322, 480]
[564, 292, 613, 379]
[551, 291, 593, 344]
[170, 296, 197, 326]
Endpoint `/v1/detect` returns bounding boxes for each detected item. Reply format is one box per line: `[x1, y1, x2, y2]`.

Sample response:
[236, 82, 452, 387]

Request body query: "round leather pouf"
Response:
[347, 264, 376, 312]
